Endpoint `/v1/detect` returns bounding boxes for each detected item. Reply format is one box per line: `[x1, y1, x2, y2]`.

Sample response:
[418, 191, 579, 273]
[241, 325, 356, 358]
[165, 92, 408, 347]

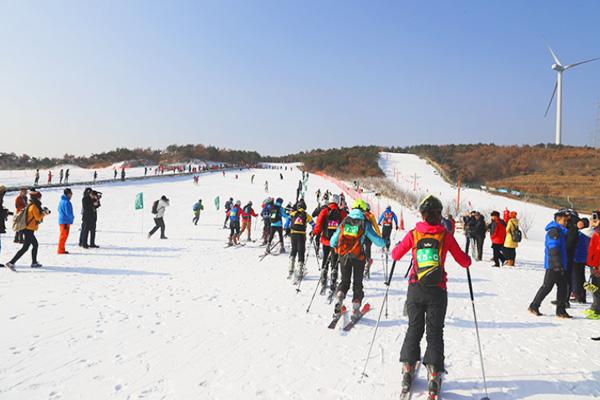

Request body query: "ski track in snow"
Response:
[0, 159, 598, 399]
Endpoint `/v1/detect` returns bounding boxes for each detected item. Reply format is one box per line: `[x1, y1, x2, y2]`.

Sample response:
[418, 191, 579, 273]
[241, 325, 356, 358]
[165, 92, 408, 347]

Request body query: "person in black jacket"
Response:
[79, 188, 101, 248]
[0, 186, 14, 267]
[556, 209, 579, 308]
[471, 212, 487, 261]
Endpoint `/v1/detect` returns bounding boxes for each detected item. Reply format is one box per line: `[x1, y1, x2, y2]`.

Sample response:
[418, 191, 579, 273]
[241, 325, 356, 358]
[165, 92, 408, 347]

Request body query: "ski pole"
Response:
[305, 238, 323, 312]
[402, 259, 413, 317]
[360, 260, 397, 383]
[464, 241, 491, 400]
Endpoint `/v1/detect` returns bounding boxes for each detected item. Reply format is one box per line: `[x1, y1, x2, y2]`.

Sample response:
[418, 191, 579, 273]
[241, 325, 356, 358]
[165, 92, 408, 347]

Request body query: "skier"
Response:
[5, 190, 50, 270]
[65, 169, 70, 183]
[34, 169, 40, 186]
[378, 205, 399, 252]
[316, 189, 321, 204]
[251, 174, 255, 184]
[93, 171, 97, 182]
[391, 195, 471, 398]
[260, 197, 273, 245]
[121, 167, 126, 181]
[279, 173, 283, 180]
[14, 187, 28, 243]
[363, 202, 383, 277]
[488, 211, 506, 267]
[47, 170, 52, 184]
[330, 199, 385, 318]
[296, 180, 303, 202]
[192, 199, 204, 225]
[240, 201, 258, 241]
[528, 209, 571, 318]
[586, 211, 600, 319]
[264, 180, 269, 193]
[266, 197, 289, 254]
[227, 200, 242, 246]
[57, 188, 74, 254]
[223, 197, 233, 229]
[286, 199, 315, 281]
[113, 169, 118, 180]
[311, 203, 327, 257]
[312, 194, 347, 296]
[59, 169, 64, 184]
[148, 195, 169, 239]
[339, 193, 346, 209]
[323, 190, 330, 204]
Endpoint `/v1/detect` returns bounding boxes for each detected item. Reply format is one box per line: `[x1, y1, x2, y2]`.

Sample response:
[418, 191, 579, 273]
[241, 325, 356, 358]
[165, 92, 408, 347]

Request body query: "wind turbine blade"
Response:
[564, 57, 600, 69]
[545, 81, 557, 117]
[548, 46, 562, 65]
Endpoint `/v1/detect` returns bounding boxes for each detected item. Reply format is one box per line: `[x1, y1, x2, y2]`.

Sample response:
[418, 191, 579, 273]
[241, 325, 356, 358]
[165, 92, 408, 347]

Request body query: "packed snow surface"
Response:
[0, 158, 599, 399]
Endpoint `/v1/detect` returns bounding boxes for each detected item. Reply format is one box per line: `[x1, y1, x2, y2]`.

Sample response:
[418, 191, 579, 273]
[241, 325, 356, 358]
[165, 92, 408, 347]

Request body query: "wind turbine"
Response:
[544, 47, 600, 145]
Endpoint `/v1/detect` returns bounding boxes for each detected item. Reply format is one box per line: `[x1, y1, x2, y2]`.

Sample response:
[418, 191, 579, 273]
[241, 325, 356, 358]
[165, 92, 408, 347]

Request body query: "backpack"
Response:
[12, 205, 32, 232]
[383, 211, 394, 225]
[193, 202, 201, 212]
[511, 227, 523, 243]
[336, 217, 366, 260]
[412, 230, 446, 287]
[270, 206, 282, 223]
[291, 211, 308, 232]
[151, 200, 159, 214]
[261, 204, 271, 220]
[323, 207, 342, 239]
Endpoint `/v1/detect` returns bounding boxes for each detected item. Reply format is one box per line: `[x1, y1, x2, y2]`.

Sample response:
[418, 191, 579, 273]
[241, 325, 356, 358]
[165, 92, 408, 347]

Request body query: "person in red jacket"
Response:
[503, 207, 510, 224]
[239, 201, 258, 242]
[489, 211, 507, 267]
[311, 194, 347, 296]
[391, 195, 471, 398]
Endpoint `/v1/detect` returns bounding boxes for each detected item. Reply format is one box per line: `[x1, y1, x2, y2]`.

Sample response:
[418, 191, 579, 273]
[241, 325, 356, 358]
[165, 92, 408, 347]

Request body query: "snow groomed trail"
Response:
[0, 161, 599, 399]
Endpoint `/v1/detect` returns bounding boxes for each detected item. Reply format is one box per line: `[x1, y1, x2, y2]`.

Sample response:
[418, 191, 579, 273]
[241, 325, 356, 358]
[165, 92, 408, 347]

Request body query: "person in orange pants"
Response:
[57, 188, 74, 254]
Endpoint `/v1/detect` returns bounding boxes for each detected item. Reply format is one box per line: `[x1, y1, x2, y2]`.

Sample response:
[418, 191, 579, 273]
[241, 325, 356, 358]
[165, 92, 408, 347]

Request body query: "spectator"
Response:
[57, 188, 74, 254]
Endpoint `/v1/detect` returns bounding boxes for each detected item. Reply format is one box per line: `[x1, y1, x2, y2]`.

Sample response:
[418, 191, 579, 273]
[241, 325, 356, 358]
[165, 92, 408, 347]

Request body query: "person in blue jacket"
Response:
[529, 209, 571, 318]
[330, 199, 386, 318]
[572, 217, 591, 303]
[267, 197, 289, 254]
[57, 188, 75, 254]
[378, 205, 399, 251]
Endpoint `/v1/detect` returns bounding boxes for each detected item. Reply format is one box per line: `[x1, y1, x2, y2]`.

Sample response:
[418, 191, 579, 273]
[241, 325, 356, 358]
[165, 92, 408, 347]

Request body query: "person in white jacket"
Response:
[149, 195, 169, 239]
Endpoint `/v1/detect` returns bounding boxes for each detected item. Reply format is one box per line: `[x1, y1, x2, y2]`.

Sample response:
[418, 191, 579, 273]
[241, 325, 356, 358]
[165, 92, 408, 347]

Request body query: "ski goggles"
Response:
[584, 280, 598, 294]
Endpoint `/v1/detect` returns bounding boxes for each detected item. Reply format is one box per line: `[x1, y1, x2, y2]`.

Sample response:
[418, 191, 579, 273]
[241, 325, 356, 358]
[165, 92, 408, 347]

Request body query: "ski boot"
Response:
[332, 292, 345, 317]
[287, 258, 295, 279]
[295, 262, 305, 282]
[319, 269, 328, 295]
[426, 364, 443, 400]
[400, 362, 417, 396]
[279, 242, 286, 254]
[351, 300, 362, 322]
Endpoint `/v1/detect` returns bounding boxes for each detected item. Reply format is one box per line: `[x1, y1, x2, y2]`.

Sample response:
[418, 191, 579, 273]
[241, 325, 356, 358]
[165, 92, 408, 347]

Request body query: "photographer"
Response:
[5, 190, 49, 270]
[79, 188, 101, 248]
[0, 185, 15, 267]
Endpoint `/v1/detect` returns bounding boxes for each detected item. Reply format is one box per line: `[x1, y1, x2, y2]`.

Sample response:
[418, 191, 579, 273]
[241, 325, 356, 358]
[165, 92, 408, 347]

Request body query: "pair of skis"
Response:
[327, 303, 371, 331]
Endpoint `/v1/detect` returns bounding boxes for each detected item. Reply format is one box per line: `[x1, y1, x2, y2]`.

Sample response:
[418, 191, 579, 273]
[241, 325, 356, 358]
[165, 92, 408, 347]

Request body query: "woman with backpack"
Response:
[503, 211, 520, 266]
[5, 190, 49, 270]
[390, 195, 471, 398]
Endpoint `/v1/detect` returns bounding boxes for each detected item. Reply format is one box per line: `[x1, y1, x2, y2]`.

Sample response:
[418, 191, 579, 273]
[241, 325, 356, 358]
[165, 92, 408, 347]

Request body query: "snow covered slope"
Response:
[1, 164, 599, 399]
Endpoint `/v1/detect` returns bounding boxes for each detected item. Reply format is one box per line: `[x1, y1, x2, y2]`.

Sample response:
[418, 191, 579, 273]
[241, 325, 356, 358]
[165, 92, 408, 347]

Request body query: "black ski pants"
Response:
[149, 217, 166, 238]
[80, 220, 97, 246]
[337, 256, 366, 303]
[229, 220, 240, 240]
[365, 237, 372, 261]
[382, 225, 393, 251]
[290, 233, 306, 263]
[531, 269, 567, 314]
[9, 229, 38, 265]
[400, 284, 448, 371]
[474, 234, 484, 261]
[321, 244, 339, 285]
[262, 219, 270, 243]
[268, 226, 284, 247]
[492, 243, 505, 266]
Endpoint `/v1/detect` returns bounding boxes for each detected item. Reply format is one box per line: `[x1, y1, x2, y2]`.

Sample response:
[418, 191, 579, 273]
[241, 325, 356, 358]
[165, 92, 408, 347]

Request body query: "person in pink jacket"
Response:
[391, 195, 471, 398]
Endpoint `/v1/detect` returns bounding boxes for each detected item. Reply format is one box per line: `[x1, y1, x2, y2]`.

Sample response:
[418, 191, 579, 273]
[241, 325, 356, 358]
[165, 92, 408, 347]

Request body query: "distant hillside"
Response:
[0, 144, 261, 170]
[402, 144, 600, 211]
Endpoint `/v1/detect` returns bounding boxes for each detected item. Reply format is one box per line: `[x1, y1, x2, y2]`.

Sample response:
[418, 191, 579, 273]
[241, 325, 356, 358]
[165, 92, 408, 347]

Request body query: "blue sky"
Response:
[1, 0, 599, 157]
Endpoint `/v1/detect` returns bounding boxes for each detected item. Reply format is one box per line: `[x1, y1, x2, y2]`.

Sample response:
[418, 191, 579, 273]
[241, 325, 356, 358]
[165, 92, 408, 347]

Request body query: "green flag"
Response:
[214, 196, 220, 211]
[135, 192, 144, 210]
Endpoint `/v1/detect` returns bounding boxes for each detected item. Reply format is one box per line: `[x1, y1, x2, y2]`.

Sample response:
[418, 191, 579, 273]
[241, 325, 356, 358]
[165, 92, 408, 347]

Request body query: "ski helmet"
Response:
[418, 195, 443, 214]
[352, 199, 367, 211]
[296, 199, 307, 210]
[331, 194, 340, 204]
[235, 200, 241, 206]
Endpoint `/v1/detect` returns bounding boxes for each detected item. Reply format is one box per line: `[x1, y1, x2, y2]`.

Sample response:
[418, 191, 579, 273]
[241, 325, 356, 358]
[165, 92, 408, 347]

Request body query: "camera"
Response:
[42, 207, 51, 214]
[592, 210, 600, 221]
